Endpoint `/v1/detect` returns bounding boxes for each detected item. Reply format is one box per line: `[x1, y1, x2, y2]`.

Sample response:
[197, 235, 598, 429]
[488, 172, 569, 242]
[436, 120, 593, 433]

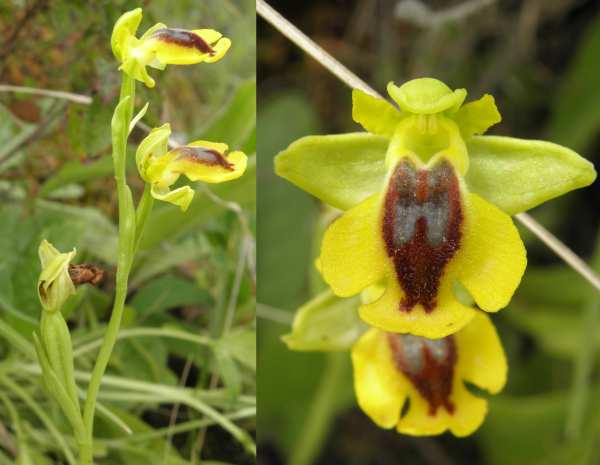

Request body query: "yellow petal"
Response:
[397, 386, 452, 436]
[319, 194, 387, 297]
[397, 376, 487, 437]
[167, 145, 247, 184]
[144, 28, 230, 65]
[359, 276, 475, 339]
[192, 29, 223, 43]
[119, 56, 155, 88]
[191, 30, 231, 64]
[455, 312, 507, 394]
[204, 37, 231, 64]
[455, 193, 527, 312]
[351, 329, 408, 428]
[188, 140, 229, 153]
[447, 383, 488, 437]
[150, 184, 194, 212]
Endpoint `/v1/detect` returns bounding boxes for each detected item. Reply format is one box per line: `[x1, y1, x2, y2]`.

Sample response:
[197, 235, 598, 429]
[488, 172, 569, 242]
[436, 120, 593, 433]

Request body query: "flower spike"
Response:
[111, 8, 231, 88]
[136, 125, 247, 211]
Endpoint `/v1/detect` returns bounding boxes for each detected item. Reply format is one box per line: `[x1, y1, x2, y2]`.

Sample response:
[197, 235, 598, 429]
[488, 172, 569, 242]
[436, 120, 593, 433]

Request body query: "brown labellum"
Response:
[382, 159, 463, 312]
[151, 28, 215, 55]
[173, 146, 235, 171]
[68, 264, 104, 287]
[388, 333, 457, 416]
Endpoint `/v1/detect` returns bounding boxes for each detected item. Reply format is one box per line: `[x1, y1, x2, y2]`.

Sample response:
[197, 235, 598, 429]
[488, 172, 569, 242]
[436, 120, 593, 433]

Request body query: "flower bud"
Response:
[37, 240, 76, 312]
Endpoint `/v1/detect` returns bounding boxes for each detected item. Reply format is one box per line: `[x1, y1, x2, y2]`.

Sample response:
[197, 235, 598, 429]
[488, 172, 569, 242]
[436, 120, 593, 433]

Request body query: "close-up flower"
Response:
[276, 78, 596, 338]
[352, 312, 506, 437]
[111, 8, 232, 88]
[136, 123, 248, 211]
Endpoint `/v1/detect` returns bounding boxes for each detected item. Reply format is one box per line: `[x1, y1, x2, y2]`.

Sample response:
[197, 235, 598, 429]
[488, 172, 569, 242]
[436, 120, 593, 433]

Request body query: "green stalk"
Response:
[133, 183, 154, 253]
[80, 75, 138, 465]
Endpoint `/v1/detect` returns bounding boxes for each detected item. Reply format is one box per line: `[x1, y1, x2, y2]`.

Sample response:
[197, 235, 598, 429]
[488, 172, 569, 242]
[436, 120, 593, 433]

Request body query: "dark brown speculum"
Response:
[68, 264, 104, 286]
[173, 146, 235, 171]
[388, 332, 457, 415]
[151, 28, 216, 55]
[382, 159, 463, 312]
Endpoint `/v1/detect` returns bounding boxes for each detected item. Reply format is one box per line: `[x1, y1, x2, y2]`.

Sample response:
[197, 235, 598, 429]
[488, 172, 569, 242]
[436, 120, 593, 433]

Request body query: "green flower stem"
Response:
[133, 183, 154, 253]
[81, 74, 137, 465]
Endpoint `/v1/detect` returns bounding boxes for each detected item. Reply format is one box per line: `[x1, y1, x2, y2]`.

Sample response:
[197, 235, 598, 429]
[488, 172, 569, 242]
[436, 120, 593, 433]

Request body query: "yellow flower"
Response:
[111, 8, 231, 88]
[136, 124, 247, 211]
[352, 312, 506, 437]
[318, 78, 527, 338]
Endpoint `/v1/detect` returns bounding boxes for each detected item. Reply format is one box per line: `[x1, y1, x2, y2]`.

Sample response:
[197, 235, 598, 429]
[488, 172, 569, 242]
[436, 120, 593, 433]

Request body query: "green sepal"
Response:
[454, 94, 501, 137]
[274, 133, 387, 210]
[111, 8, 142, 61]
[466, 135, 597, 215]
[135, 123, 171, 182]
[282, 289, 366, 351]
[352, 89, 403, 138]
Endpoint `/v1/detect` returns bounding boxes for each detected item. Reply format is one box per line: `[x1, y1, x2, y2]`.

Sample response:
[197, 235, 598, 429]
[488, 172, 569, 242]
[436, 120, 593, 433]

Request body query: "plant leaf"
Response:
[466, 135, 596, 215]
[275, 133, 388, 211]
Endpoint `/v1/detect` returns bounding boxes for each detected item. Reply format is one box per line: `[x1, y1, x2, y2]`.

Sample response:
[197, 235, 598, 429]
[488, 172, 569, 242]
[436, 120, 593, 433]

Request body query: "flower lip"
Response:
[388, 332, 457, 416]
[382, 158, 463, 312]
[172, 146, 235, 171]
[150, 28, 216, 55]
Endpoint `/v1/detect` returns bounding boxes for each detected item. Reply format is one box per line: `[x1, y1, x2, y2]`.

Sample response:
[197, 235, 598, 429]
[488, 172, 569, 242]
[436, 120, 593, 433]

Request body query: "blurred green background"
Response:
[257, 1, 600, 464]
[0, 1, 255, 464]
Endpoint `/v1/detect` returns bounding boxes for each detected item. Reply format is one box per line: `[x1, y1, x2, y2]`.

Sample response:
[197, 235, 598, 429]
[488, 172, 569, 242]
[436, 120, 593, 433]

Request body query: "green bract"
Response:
[276, 78, 596, 215]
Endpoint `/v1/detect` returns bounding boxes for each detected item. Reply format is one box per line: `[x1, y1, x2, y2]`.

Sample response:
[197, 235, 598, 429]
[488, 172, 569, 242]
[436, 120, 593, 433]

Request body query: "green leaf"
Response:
[129, 275, 212, 319]
[223, 327, 256, 371]
[275, 133, 388, 210]
[466, 135, 596, 215]
[283, 290, 365, 352]
[213, 343, 242, 401]
[547, 14, 600, 151]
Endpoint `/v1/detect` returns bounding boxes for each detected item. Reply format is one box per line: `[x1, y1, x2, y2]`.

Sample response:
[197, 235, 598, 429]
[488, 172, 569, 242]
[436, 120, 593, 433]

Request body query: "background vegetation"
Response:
[0, 1, 255, 464]
[257, 1, 600, 464]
